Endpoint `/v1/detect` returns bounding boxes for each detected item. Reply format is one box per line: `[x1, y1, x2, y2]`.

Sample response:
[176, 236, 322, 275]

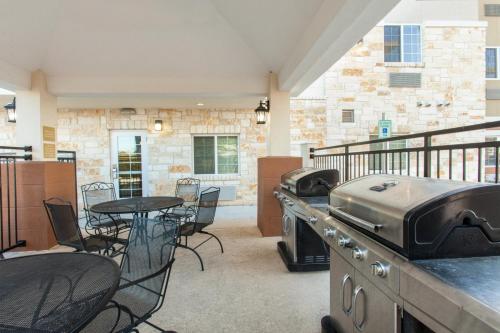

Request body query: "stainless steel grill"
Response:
[329, 174, 500, 259]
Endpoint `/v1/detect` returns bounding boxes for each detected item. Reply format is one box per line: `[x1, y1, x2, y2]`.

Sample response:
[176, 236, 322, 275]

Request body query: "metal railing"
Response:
[57, 150, 78, 214]
[311, 121, 500, 184]
[0, 146, 32, 255]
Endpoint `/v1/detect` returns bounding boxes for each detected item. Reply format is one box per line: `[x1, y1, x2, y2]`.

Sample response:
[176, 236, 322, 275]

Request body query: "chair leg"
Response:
[199, 231, 224, 253]
[177, 244, 204, 271]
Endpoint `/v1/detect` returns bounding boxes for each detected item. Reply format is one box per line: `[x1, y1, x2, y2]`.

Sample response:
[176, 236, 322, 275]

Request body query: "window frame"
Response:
[384, 24, 423, 64]
[486, 47, 500, 80]
[192, 134, 240, 176]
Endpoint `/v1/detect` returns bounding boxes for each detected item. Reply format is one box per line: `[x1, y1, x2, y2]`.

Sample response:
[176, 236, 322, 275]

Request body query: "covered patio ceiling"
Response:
[0, 0, 399, 107]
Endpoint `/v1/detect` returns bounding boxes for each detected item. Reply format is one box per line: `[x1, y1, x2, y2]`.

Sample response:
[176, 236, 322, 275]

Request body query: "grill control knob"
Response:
[287, 200, 294, 207]
[323, 228, 336, 238]
[308, 216, 318, 224]
[371, 261, 388, 278]
[273, 191, 279, 198]
[352, 247, 366, 261]
[337, 236, 352, 248]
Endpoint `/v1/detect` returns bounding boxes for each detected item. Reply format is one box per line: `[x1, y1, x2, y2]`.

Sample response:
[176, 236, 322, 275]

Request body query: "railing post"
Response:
[344, 145, 349, 181]
[423, 135, 431, 177]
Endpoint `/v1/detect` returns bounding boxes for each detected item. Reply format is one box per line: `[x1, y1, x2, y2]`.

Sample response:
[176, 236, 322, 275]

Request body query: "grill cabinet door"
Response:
[331, 250, 354, 333]
[353, 272, 399, 333]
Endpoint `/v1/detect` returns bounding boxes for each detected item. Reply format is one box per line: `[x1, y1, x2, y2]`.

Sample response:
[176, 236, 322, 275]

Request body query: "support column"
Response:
[15, 70, 57, 160]
[267, 72, 291, 156]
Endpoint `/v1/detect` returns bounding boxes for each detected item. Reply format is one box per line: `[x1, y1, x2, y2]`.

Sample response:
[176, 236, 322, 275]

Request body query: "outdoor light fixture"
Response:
[4, 97, 16, 123]
[154, 119, 163, 131]
[255, 99, 270, 125]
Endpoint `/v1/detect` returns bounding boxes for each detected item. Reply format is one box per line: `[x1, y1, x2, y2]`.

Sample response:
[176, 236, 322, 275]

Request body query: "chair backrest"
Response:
[175, 178, 200, 204]
[195, 187, 220, 226]
[81, 182, 118, 222]
[118, 217, 178, 317]
[43, 198, 85, 251]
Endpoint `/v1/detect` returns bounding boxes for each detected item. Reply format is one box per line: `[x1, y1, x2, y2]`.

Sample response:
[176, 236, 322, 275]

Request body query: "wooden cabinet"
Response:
[257, 157, 302, 236]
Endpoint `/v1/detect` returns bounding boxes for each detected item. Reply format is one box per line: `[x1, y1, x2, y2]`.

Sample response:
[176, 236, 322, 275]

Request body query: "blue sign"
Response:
[378, 120, 392, 138]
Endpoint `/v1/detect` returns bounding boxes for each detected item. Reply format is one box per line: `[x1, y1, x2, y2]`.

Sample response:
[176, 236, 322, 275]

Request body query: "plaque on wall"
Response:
[43, 126, 56, 142]
[43, 143, 56, 159]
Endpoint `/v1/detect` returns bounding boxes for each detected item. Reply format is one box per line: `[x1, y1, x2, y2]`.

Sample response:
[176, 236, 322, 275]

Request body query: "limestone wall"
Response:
[57, 108, 268, 210]
[325, 23, 486, 144]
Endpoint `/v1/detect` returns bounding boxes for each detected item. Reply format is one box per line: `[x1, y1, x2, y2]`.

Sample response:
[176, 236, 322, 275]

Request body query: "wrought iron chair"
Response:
[43, 198, 115, 255]
[171, 187, 223, 271]
[160, 178, 201, 222]
[82, 217, 178, 333]
[81, 182, 132, 238]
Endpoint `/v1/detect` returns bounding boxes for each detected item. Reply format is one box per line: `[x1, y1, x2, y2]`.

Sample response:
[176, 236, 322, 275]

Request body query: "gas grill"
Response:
[329, 174, 500, 260]
[314, 174, 500, 333]
[274, 167, 339, 272]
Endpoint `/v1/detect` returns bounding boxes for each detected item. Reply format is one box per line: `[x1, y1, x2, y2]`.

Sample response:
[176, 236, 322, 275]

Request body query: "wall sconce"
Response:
[154, 119, 163, 131]
[255, 99, 270, 124]
[424, 101, 432, 107]
[4, 97, 16, 123]
[416, 101, 423, 107]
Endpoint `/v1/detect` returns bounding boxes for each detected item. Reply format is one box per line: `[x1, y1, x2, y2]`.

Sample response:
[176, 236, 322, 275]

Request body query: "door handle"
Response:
[341, 274, 353, 315]
[353, 285, 366, 331]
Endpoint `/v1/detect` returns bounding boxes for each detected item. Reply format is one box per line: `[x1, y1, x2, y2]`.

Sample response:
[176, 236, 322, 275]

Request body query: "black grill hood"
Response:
[281, 167, 339, 197]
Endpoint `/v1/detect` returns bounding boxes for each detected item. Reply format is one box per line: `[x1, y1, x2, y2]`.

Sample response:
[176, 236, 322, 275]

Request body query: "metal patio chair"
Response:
[82, 217, 178, 333]
[81, 182, 132, 239]
[43, 198, 115, 256]
[160, 177, 201, 222]
[170, 187, 223, 271]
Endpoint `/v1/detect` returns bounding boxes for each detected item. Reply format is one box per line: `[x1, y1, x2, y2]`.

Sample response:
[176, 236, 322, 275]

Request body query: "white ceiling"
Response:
[0, 0, 399, 106]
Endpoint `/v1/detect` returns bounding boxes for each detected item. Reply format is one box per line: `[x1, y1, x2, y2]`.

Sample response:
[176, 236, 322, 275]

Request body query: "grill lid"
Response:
[330, 175, 500, 259]
[281, 167, 338, 197]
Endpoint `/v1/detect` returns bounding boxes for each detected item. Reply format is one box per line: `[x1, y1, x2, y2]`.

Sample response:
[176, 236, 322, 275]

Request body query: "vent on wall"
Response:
[486, 89, 500, 100]
[200, 185, 237, 201]
[389, 73, 422, 88]
[485, 4, 500, 16]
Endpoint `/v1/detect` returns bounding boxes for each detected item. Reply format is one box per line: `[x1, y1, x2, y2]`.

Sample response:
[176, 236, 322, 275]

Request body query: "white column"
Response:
[15, 70, 58, 160]
[267, 72, 291, 156]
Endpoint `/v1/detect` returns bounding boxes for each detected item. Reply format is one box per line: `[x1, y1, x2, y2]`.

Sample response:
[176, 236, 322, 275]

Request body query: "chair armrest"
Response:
[118, 259, 175, 290]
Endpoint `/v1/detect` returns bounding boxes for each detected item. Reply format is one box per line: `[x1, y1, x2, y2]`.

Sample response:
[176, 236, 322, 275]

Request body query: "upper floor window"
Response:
[341, 109, 355, 123]
[486, 47, 499, 79]
[384, 25, 422, 63]
[193, 135, 239, 175]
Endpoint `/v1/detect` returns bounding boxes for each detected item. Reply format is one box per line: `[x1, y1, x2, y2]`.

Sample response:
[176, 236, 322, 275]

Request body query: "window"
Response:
[384, 25, 421, 63]
[342, 109, 354, 123]
[193, 135, 239, 174]
[486, 47, 499, 79]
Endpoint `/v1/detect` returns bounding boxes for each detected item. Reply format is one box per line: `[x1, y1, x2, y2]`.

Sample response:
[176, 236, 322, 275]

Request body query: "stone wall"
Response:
[290, 99, 327, 158]
[320, 23, 487, 180]
[325, 23, 486, 145]
[57, 108, 268, 211]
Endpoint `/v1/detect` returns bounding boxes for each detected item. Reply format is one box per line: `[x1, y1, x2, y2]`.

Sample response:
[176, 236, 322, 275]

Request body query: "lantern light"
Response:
[254, 99, 270, 125]
[4, 97, 16, 123]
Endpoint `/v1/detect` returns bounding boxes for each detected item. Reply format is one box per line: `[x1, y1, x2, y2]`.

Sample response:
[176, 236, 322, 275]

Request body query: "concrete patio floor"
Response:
[140, 206, 329, 333]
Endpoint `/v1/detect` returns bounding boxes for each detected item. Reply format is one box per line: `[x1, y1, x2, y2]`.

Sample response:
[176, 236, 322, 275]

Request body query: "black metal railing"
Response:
[57, 150, 78, 214]
[311, 121, 500, 184]
[0, 145, 32, 255]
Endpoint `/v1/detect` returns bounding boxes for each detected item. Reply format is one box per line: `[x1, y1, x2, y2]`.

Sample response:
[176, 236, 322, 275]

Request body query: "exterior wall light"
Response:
[154, 119, 163, 131]
[4, 97, 16, 123]
[255, 99, 270, 125]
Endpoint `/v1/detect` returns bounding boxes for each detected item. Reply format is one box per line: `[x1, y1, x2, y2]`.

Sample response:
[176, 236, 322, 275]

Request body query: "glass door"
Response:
[111, 131, 148, 198]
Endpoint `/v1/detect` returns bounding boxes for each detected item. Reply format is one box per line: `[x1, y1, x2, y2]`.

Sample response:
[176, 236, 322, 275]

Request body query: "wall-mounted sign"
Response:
[43, 126, 56, 142]
[378, 120, 392, 139]
[43, 143, 56, 159]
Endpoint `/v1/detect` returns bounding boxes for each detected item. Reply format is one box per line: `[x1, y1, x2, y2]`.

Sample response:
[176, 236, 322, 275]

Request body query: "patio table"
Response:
[89, 196, 184, 216]
[0, 252, 120, 333]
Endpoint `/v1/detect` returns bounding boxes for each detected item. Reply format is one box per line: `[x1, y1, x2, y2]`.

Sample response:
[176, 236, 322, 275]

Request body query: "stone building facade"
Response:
[324, 22, 486, 145]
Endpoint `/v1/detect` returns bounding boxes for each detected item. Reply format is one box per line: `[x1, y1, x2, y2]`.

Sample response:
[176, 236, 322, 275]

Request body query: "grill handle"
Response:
[330, 207, 383, 233]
